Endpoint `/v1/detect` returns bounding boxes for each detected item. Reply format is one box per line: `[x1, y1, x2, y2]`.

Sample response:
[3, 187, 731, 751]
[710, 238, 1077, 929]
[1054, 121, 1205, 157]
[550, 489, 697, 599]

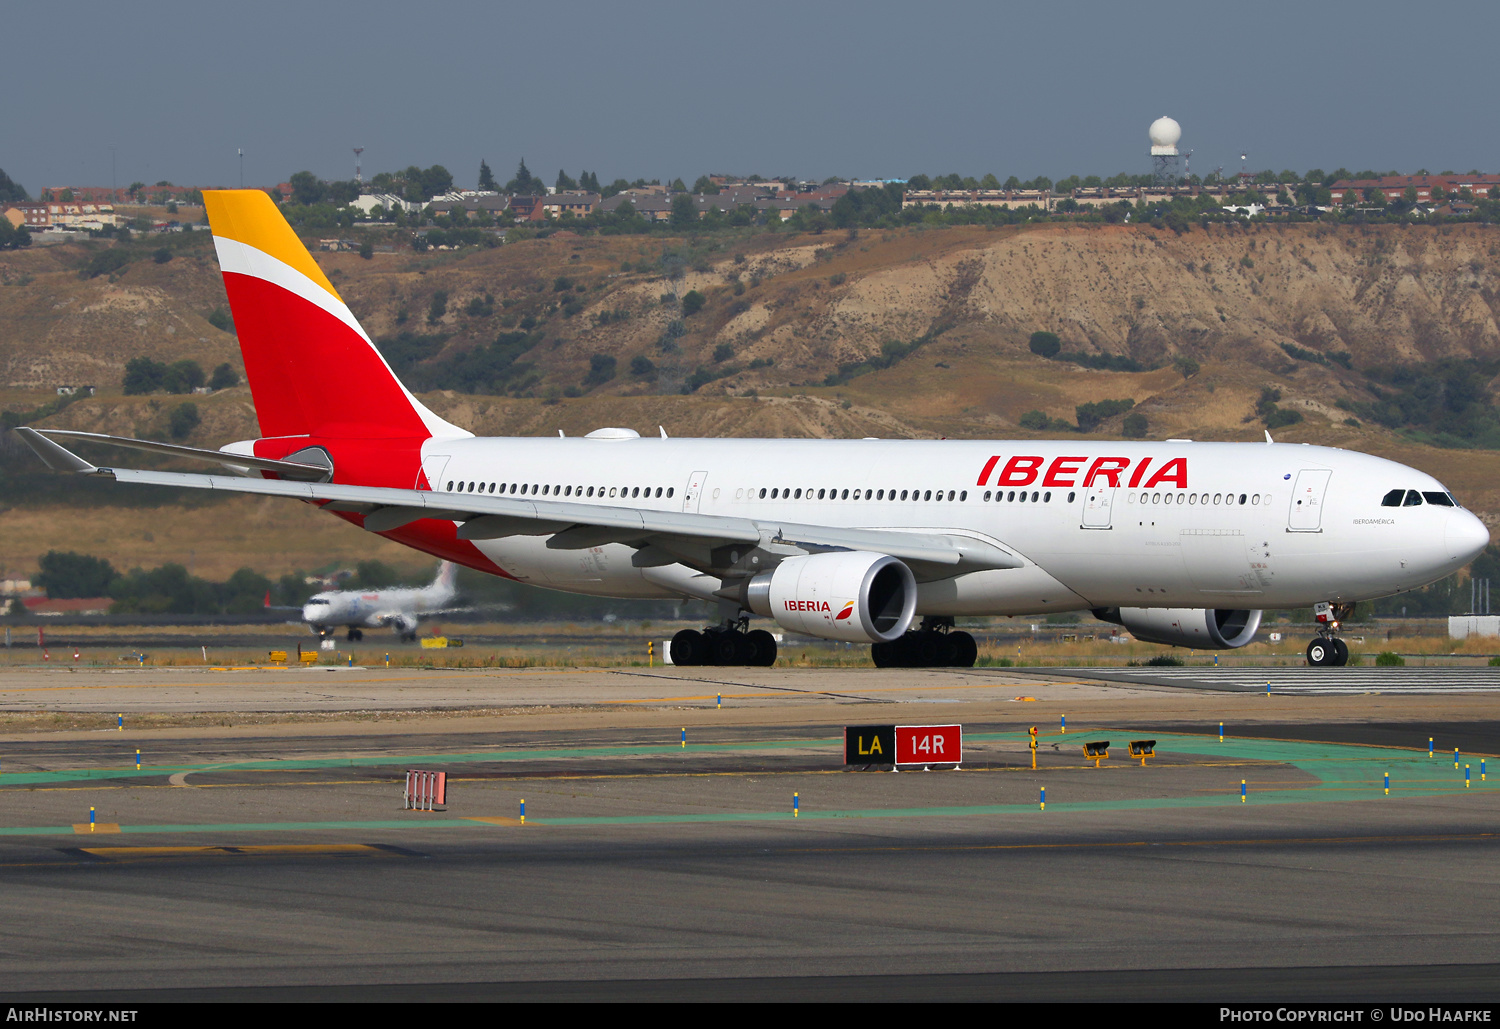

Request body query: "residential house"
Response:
[1327, 174, 1500, 205]
[8, 200, 120, 230]
[539, 191, 600, 219]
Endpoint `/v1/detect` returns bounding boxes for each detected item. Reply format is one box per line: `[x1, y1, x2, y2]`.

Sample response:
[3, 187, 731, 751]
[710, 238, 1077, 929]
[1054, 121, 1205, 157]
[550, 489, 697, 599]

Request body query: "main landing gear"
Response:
[1306, 602, 1354, 667]
[871, 617, 979, 668]
[345, 628, 364, 642]
[670, 620, 778, 667]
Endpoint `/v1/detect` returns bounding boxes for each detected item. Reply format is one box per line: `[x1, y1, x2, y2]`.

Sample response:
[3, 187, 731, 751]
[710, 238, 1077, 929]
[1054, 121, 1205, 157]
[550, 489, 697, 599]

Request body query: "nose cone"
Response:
[1446, 510, 1491, 564]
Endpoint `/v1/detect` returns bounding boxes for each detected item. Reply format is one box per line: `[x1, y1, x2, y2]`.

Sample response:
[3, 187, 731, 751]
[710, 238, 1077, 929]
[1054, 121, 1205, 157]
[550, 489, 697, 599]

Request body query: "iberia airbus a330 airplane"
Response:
[16, 191, 1491, 668]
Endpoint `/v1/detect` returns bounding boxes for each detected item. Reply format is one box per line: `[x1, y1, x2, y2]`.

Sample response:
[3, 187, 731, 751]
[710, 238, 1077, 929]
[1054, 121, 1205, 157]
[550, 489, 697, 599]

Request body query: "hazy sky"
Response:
[6, 0, 1495, 193]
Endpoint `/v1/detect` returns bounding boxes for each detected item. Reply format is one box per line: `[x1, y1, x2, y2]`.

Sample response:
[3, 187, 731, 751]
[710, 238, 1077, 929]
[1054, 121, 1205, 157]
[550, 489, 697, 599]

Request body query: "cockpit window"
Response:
[1403, 490, 1424, 507]
[1423, 491, 1455, 507]
[306, 598, 331, 606]
[1381, 489, 1404, 507]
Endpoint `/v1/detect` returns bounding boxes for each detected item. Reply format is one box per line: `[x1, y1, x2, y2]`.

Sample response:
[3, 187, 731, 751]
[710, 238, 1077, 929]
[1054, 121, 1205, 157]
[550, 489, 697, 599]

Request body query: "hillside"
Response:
[2, 220, 1500, 580]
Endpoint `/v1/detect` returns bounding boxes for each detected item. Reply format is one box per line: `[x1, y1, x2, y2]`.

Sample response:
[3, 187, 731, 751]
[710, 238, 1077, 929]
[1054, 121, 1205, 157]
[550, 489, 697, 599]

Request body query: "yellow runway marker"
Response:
[465, 816, 523, 826]
[71, 823, 120, 834]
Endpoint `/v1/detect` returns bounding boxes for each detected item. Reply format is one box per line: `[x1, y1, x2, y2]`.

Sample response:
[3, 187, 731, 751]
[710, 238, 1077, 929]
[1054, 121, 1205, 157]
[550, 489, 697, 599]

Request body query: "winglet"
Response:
[1264, 430, 1274, 444]
[12, 427, 99, 473]
[659, 425, 668, 439]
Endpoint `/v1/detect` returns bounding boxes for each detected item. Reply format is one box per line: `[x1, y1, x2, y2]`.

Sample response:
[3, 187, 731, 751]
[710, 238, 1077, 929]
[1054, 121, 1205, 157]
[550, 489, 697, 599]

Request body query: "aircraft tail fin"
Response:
[201, 190, 468, 442]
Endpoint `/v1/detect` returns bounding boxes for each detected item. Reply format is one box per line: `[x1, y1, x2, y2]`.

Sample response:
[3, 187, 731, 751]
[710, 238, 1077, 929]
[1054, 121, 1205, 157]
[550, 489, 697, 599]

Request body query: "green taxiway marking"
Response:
[0, 782, 1491, 837]
[0, 737, 834, 786]
[1, 730, 1486, 831]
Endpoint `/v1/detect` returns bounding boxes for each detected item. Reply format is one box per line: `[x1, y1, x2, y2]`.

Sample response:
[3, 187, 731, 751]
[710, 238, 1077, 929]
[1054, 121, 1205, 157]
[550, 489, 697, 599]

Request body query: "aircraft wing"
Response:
[15, 428, 1023, 577]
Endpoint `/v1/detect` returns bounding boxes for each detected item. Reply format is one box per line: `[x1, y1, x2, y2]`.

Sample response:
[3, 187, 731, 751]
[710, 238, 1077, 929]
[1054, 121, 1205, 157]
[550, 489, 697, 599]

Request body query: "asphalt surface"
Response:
[11, 965, 1500, 1003]
[1, 666, 1498, 1002]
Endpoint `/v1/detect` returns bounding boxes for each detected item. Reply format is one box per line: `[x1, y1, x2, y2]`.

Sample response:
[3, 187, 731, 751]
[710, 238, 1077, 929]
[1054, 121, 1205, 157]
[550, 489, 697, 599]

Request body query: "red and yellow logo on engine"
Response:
[835, 601, 855, 621]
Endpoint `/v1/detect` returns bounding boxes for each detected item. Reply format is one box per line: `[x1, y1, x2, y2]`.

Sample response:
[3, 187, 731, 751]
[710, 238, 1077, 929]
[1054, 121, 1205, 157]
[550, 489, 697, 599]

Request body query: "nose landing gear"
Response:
[1306, 602, 1354, 667]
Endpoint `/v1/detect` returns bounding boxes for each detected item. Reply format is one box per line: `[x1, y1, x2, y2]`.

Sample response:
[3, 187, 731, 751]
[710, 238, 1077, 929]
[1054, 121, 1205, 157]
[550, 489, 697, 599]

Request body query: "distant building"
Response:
[539, 191, 600, 218]
[1327, 173, 1500, 204]
[20, 596, 113, 617]
[506, 195, 545, 222]
[7, 200, 120, 231]
[902, 189, 1054, 211]
[350, 193, 420, 216]
[426, 194, 515, 221]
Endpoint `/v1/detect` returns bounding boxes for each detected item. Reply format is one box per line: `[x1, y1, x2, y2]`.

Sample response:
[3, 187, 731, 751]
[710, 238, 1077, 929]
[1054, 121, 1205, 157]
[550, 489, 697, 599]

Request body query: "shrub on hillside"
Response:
[1028, 331, 1061, 359]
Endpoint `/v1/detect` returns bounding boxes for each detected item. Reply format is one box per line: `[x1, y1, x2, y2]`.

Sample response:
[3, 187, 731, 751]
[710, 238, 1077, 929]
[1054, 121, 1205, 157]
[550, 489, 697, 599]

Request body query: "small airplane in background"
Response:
[278, 562, 463, 641]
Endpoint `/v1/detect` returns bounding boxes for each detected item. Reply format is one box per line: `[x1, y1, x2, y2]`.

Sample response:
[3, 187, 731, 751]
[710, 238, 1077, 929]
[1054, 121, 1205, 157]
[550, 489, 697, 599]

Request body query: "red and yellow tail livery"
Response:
[203, 189, 467, 447]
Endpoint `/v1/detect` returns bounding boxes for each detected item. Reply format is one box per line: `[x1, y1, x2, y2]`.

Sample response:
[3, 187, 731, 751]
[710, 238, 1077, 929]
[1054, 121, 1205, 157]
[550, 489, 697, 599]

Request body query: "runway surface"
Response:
[1062, 666, 1500, 694]
[1, 664, 1498, 1002]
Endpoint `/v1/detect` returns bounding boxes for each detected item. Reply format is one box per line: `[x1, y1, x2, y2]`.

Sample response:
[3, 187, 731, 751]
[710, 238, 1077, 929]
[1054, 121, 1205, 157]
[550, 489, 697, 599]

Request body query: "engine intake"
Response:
[740, 552, 917, 643]
[1094, 606, 1262, 650]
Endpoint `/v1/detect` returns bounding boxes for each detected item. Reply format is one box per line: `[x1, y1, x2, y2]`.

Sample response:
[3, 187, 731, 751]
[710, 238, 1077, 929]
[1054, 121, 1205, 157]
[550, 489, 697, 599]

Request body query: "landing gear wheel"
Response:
[927, 632, 958, 667]
[671, 629, 704, 667]
[730, 633, 754, 665]
[873, 630, 978, 668]
[1307, 638, 1334, 666]
[709, 632, 740, 666]
[948, 631, 978, 668]
[1332, 638, 1349, 666]
[346, 628, 363, 642]
[746, 629, 777, 666]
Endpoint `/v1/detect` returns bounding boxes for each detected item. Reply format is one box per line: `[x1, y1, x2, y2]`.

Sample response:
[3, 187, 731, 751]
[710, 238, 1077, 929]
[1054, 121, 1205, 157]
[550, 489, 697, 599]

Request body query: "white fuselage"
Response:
[301, 574, 455, 633]
[417, 436, 1488, 615]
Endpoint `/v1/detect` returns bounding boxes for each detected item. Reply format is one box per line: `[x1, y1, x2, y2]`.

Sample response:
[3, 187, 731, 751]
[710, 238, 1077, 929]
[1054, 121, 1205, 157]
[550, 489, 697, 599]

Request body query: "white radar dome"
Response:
[1149, 116, 1182, 148]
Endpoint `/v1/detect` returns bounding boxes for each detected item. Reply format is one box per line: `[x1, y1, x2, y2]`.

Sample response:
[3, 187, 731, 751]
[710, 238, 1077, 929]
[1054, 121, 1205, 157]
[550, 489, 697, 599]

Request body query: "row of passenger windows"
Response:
[1129, 491, 1263, 506]
[1381, 489, 1456, 508]
[442, 478, 1283, 510]
[736, 487, 971, 502]
[446, 480, 674, 500]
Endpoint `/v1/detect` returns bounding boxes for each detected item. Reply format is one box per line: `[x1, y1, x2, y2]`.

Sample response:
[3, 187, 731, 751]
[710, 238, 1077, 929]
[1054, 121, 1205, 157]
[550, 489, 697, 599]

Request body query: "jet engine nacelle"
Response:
[1094, 606, 1262, 650]
[742, 552, 917, 643]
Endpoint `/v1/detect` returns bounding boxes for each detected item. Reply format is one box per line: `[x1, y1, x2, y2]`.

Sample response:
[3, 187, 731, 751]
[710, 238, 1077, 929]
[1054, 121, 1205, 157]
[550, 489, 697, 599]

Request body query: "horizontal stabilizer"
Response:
[30, 429, 332, 480]
[12, 427, 98, 474]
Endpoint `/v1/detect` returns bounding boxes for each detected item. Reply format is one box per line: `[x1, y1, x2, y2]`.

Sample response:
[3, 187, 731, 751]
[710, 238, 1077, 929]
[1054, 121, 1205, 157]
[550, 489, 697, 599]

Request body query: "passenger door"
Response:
[1288, 469, 1332, 532]
[683, 470, 709, 513]
[419, 454, 450, 491]
[1081, 487, 1114, 529]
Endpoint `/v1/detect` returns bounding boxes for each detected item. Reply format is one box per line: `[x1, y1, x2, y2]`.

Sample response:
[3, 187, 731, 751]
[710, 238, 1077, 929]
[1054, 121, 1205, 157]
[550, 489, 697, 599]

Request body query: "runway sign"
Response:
[845, 724, 895, 765]
[404, 770, 447, 811]
[895, 724, 962, 767]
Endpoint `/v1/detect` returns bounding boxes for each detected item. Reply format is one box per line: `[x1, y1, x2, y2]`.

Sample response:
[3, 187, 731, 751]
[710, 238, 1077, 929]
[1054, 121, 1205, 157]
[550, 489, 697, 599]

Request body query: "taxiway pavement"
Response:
[1, 664, 1498, 1002]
